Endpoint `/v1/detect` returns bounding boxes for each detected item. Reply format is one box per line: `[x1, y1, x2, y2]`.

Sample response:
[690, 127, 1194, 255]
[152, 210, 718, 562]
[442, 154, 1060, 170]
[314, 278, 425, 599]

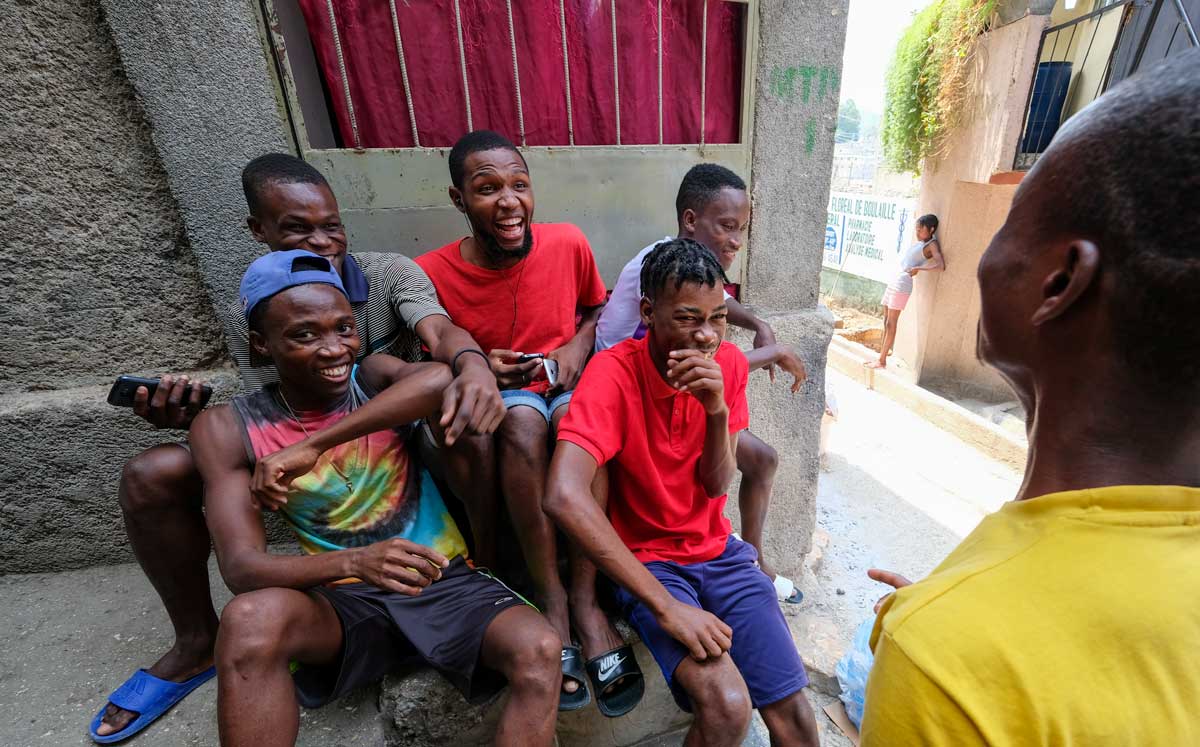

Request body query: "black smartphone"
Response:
[107, 375, 214, 409]
[516, 353, 545, 363]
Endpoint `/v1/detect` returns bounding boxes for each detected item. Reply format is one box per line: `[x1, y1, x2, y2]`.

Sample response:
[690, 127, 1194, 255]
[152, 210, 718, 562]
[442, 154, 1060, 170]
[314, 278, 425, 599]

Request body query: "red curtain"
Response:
[295, 0, 743, 148]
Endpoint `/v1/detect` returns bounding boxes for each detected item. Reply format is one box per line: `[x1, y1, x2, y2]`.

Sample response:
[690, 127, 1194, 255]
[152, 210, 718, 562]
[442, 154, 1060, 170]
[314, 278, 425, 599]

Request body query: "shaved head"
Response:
[1013, 49, 1200, 399]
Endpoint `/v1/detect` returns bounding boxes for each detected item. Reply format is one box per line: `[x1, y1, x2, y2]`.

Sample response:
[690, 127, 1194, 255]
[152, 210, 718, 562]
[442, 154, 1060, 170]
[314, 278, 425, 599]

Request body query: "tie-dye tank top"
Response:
[230, 369, 468, 561]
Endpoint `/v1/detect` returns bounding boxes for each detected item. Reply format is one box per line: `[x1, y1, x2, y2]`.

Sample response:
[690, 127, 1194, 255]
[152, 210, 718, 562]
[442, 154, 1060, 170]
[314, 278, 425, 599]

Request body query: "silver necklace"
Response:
[276, 388, 360, 494]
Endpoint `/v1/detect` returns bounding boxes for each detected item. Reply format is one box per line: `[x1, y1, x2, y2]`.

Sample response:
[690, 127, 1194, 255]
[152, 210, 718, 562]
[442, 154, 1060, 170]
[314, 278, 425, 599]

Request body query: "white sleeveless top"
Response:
[890, 238, 935, 294]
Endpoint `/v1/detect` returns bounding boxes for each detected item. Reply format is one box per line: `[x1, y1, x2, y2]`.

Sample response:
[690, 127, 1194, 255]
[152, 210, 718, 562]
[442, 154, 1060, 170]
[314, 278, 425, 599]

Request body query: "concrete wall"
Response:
[0, 0, 238, 572]
[893, 14, 1045, 397]
[100, 0, 295, 311]
[820, 268, 886, 313]
[734, 0, 847, 573]
[0, 0, 225, 395]
[915, 181, 1018, 401]
[1, 0, 292, 573]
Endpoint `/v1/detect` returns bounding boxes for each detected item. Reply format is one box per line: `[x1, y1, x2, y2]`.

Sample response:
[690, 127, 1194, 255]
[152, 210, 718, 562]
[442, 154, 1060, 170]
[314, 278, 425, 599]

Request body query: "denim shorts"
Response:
[500, 389, 573, 423]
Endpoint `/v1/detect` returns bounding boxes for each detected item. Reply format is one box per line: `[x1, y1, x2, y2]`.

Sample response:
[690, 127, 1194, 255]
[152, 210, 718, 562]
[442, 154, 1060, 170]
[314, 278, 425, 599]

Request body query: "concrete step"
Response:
[0, 367, 243, 574]
[1, 558, 847, 746]
[826, 336, 1026, 468]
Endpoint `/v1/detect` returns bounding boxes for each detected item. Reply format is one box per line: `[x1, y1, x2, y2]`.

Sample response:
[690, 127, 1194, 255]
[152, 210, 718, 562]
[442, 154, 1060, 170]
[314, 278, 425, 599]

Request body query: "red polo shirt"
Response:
[557, 337, 750, 564]
[417, 223, 607, 394]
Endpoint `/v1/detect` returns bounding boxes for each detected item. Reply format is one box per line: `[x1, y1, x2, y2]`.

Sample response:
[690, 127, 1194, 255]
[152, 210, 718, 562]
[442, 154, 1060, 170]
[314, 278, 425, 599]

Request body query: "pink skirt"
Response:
[881, 287, 910, 311]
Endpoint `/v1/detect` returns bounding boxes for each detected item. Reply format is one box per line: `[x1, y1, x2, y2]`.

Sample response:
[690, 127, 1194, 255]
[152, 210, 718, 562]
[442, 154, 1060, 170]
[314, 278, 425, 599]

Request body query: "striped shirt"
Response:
[222, 252, 447, 392]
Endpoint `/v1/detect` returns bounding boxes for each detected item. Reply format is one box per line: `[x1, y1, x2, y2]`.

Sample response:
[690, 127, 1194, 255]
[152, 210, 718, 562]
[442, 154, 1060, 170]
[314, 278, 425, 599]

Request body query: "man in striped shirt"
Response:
[91, 154, 505, 741]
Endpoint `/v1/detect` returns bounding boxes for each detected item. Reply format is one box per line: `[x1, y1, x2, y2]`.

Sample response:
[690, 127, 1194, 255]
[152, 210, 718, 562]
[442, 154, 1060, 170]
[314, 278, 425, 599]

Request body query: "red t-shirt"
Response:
[557, 337, 750, 564]
[417, 223, 608, 394]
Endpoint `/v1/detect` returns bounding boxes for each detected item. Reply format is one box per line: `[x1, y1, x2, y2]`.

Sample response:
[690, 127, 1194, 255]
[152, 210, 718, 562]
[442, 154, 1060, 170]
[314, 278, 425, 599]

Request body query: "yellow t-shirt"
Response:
[861, 485, 1200, 746]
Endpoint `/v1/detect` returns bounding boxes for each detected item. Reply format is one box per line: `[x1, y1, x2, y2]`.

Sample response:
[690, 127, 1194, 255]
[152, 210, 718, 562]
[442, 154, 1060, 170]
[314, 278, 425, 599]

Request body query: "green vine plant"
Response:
[882, 0, 999, 174]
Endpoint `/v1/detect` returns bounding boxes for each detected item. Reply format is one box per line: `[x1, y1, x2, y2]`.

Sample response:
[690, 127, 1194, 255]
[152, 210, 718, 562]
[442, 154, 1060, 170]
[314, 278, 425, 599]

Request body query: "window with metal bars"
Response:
[292, 0, 747, 149]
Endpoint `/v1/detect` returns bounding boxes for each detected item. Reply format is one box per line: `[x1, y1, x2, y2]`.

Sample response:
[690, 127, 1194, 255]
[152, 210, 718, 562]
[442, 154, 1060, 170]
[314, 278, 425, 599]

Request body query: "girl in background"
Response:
[868, 214, 944, 369]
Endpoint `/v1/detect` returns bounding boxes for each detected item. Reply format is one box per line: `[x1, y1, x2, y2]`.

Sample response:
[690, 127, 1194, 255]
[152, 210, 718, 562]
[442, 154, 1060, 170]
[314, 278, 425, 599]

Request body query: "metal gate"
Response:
[257, 0, 760, 285]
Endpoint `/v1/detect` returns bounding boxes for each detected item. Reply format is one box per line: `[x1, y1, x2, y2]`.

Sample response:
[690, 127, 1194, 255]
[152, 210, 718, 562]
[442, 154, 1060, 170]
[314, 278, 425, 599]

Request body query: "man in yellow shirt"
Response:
[861, 49, 1200, 746]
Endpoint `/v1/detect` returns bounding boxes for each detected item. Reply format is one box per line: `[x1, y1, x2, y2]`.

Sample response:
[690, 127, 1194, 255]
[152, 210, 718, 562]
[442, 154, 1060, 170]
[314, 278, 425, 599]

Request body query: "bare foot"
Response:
[94, 637, 215, 736]
[572, 597, 624, 662]
[541, 594, 580, 694]
[864, 360, 886, 369]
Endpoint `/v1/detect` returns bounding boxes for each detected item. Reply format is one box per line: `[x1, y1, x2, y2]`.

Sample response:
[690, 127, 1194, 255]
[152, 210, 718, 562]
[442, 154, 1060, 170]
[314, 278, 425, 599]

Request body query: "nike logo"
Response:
[597, 653, 625, 682]
[495, 596, 513, 606]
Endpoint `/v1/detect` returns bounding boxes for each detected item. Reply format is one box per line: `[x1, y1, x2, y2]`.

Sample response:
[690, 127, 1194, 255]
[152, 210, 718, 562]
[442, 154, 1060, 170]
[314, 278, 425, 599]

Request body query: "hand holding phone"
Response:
[108, 374, 213, 430]
[541, 358, 559, 388]
[488, 350, 545, 390]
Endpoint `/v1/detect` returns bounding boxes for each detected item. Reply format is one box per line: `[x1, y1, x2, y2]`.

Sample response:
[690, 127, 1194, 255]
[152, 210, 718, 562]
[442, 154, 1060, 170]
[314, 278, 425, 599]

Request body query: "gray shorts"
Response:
[295, 558, 529, 707]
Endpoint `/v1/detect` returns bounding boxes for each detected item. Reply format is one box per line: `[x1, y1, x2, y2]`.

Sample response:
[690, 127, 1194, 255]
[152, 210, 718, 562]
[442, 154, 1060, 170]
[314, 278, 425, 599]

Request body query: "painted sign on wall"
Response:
[823, 191, 914, 285]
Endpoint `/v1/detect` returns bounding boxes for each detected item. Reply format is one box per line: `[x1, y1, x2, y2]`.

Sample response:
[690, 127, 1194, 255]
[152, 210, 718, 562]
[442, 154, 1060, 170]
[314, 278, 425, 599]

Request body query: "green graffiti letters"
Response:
[769, 64, 840, 104]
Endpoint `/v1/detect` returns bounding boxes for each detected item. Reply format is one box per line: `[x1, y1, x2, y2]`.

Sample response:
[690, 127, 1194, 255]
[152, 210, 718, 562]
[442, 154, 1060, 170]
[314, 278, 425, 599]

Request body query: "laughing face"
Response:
[249, 283, 361, 404]
[641, 279, 728, 363]
[683, 186, 751, 272]
[451, 147, 534, 264]
[248, 181, 349, 274]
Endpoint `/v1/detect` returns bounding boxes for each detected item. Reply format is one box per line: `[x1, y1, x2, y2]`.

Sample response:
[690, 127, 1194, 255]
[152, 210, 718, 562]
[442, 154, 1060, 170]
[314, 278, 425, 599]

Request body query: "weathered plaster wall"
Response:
[918, 181, 1018, 402]
[0, 0, 225, 395]
[894, 14, 1046, 397]
[0, 0, 292, 573]
[99, 0, 295, 311]
[0, 0, 239, 572]
[737, 0, 847, 574]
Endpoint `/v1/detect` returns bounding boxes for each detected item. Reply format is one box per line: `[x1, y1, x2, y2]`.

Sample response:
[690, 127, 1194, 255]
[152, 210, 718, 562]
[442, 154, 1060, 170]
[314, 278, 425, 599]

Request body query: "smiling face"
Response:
[450, 147, 534, 264]
[641, 279, 728, 366]
[249, 283, 360, 404]
[682, 186, 751, 272]
[248, 181, 349, 274]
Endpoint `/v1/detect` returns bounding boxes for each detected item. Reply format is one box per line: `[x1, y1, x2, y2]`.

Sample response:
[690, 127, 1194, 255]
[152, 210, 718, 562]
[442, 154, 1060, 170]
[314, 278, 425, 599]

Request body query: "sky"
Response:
[838, 0, 934, 115]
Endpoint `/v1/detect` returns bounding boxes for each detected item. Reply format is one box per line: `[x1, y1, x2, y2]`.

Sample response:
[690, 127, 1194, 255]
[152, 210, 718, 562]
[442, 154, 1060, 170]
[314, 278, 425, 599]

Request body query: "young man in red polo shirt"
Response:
[546, 239, 819, 745]
[417, 130, 630, 710]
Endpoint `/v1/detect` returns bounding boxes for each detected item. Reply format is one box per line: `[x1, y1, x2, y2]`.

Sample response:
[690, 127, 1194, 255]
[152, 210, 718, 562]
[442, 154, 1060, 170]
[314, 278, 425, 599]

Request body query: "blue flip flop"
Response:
[89, 666, 216, 744]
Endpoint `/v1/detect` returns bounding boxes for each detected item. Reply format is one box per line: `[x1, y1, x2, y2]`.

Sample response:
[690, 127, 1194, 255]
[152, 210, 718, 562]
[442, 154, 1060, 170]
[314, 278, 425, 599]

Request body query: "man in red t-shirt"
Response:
[416, 130, 619, 711]
[547, 239, 819, 745]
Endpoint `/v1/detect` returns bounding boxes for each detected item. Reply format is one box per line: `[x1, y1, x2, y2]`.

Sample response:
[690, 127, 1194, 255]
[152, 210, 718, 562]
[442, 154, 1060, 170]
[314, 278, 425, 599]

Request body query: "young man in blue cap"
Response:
[191, 250, 560, 747]
[93, 154, 506, 742]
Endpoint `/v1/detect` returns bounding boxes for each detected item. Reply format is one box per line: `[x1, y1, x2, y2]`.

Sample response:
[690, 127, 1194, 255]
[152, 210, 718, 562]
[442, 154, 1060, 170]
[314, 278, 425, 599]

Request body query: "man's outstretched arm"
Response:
[249, 357, 450, 508]
[742, 343, 808, 392]
[727, 297, 773, 340]
[413, 314, 506, 442]
[544, 443, 733, 661]
[193, 405, 446, 595]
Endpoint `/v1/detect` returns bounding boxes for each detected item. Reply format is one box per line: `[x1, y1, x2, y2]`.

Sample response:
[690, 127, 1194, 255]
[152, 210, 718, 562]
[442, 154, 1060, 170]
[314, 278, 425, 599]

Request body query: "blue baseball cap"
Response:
[240, 250, 348, 321]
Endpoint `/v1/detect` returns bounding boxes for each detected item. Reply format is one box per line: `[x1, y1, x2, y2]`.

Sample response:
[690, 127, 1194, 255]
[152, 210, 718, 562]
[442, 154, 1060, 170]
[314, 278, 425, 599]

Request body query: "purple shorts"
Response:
[612, 537, 809, 712]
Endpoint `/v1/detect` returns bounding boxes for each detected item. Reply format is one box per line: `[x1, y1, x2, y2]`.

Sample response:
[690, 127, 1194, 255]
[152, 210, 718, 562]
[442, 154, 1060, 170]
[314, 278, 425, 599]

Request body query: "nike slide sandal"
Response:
[559, 645, 592, 711]
[585, 644, 645, 718]
[89, 666, 216, 744]
[774, 574, 804, 605]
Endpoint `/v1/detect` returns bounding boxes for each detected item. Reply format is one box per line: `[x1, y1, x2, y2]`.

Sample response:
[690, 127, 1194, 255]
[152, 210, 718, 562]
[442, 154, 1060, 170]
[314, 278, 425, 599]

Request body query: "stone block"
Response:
[727, 307, 835, 577]
[0, 368, 245, 573]
[747, 0, 850, 311]
[380, 625, 690, 747]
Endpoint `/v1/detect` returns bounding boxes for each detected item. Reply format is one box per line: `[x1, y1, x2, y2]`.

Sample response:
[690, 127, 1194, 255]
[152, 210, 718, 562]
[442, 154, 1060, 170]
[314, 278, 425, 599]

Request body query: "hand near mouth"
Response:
[665, 349, 727, 416]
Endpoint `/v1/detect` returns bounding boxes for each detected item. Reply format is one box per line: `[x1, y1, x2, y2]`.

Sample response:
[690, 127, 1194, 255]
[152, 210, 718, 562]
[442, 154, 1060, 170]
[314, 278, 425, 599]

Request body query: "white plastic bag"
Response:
[835, 616, 876, 729]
